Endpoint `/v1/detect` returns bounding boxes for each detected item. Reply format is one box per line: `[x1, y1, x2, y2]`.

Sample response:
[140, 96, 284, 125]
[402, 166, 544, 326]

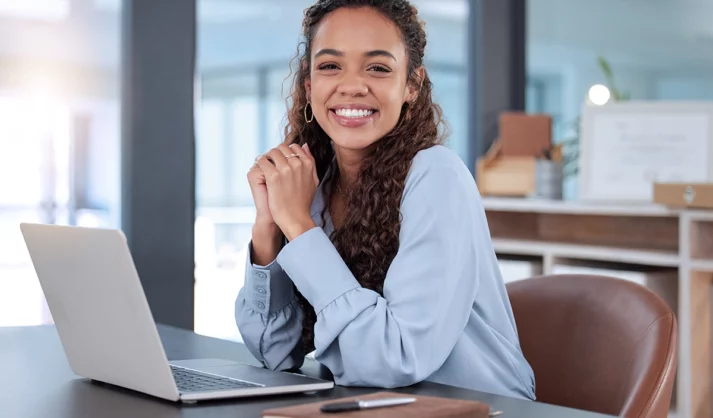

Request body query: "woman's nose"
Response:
[336, 72, 369, 96]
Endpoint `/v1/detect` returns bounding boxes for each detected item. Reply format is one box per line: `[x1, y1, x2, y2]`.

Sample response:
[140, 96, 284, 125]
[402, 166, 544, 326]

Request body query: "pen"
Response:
[320, 397, 416, 413]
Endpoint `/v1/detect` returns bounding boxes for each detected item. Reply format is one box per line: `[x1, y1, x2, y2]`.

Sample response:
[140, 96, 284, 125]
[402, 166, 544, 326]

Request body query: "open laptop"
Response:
[19, 222, 334, 403]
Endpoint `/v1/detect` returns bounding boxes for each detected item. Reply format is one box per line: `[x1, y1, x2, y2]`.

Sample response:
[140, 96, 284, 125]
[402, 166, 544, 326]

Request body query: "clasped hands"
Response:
[248, 143, 319, 241]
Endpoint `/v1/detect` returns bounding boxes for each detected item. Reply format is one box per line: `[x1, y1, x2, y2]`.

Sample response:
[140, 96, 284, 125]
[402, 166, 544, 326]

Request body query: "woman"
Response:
[236, 0, 535, 401]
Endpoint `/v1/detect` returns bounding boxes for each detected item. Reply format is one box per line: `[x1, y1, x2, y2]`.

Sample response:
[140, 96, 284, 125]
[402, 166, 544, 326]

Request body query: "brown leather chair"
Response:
[507, 274, 678, 418]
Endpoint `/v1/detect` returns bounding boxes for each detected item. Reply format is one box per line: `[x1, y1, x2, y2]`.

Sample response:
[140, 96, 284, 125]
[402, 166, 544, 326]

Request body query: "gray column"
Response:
[121, 0, 196, 330]
[468, 0, 527, 175]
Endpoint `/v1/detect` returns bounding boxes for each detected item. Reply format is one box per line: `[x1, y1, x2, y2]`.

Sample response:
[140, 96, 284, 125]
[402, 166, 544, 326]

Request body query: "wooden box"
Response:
[476, 141, 563, 198]
[499, 112, 553, 157]
[653, 182, 713, 209]
[477, 156, 537, 197]
[476, 156, 563, 198]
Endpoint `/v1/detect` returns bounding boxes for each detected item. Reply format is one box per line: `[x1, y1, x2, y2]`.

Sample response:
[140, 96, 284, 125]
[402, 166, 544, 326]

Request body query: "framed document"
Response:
[579, 101, 713, 203]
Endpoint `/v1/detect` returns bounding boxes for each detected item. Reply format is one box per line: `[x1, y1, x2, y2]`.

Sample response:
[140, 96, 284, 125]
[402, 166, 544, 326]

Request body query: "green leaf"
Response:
[598, 56, 613, 78]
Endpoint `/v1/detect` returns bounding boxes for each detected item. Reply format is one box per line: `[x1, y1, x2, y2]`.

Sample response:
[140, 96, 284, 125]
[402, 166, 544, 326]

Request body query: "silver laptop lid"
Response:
[20, 223, 180, 401]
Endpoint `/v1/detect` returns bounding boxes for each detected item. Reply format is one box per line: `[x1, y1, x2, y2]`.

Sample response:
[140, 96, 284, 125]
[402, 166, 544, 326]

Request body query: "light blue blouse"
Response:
[235, 145, 536, 400]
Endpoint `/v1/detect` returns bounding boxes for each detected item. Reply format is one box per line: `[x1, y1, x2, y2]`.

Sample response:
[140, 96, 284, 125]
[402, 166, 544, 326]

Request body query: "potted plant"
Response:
[560, 56, 630, 178]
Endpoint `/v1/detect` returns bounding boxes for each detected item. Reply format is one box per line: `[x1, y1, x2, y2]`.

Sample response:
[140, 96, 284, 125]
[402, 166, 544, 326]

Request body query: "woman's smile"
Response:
[329, 103, 379, 128]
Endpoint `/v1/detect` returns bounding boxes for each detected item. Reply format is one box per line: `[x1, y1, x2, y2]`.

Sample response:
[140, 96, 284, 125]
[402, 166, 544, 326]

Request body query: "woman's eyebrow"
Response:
[314, 48, 343, 59]
[314, 48, 396, 61]
[364, 50, 396, 61]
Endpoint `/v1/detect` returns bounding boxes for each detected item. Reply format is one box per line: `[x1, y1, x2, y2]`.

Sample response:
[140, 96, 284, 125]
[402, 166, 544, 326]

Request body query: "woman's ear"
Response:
[304, 78, 312, 101]
[405, 66, 425, 103]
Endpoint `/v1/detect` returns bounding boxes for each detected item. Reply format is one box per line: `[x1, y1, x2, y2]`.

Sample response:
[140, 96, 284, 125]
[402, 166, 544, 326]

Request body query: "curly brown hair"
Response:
[282, 0, 447, 353]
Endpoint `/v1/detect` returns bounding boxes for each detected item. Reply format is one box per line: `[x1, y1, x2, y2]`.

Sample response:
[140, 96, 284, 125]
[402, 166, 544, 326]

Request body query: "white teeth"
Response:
[335, 108, 374, 118]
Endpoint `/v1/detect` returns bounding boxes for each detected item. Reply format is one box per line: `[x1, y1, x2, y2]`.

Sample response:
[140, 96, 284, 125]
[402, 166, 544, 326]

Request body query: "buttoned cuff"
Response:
[277, 227, 360, 314]
[244, 242, 295, 314]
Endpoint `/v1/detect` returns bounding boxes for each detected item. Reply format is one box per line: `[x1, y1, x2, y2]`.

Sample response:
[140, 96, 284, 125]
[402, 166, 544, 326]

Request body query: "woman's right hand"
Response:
[248, 157, 284, 266]
[248, 160, 274, 227]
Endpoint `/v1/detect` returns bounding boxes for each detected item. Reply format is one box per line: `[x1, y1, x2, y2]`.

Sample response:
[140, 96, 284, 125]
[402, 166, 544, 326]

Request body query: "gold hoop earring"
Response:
[304, 101, 314, 123]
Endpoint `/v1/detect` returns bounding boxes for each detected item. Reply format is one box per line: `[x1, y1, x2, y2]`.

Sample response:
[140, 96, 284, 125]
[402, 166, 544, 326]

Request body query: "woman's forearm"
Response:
[251, 222, 283, 266]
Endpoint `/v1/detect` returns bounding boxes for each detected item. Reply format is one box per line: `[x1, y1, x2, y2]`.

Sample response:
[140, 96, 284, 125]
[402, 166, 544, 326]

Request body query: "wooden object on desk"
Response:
[477, 113, 559, 198]
[476, 141, 562, 198]
[499, 112, 552, 157]
[477, 156, 537, 197]
[261, 392, 491, 418]
[654, 182, 713, 209]
[481, 197, 713, 418]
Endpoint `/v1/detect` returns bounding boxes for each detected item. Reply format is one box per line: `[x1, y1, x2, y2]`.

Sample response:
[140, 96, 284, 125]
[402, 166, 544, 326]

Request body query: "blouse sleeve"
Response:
[235, 243, 305, 371]
[275, 162, 480, 387]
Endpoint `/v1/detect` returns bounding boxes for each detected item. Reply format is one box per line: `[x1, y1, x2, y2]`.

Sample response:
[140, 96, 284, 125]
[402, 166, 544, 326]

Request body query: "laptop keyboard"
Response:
[171, 365, 263, 393]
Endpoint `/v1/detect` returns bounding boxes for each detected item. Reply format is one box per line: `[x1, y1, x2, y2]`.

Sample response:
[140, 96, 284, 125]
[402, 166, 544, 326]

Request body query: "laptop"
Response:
[19, 222, 334, 403]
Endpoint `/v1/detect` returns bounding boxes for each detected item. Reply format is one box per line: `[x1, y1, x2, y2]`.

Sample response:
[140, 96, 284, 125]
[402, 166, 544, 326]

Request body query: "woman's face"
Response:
[306, 7, 420, 154]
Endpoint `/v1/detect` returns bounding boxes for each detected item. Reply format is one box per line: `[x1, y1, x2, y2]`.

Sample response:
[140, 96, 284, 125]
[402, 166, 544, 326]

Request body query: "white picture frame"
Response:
[578, 101, 713, 203]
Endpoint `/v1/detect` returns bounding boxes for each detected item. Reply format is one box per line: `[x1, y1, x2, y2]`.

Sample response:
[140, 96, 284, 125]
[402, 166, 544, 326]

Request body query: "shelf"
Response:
[482, 197, 679, 217]
[686, 211, 713, 221]
[690, 260, 713, 272]
[492, 238, 681, 268]
[480, 197, 713, 418]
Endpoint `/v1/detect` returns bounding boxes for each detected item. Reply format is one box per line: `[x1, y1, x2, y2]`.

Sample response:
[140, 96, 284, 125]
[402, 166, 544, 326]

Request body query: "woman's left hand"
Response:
[255, 143, 319, 241]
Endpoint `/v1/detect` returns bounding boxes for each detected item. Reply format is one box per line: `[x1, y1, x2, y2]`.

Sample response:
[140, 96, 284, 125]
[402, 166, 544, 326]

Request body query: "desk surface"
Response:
[1, 325, 614, 418]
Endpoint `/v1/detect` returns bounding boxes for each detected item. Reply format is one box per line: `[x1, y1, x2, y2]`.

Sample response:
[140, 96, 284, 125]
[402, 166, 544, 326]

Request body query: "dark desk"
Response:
[1, 325, 613, 418]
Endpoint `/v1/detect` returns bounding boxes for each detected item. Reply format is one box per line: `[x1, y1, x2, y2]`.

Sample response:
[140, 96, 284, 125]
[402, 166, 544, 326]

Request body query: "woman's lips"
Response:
[329, 108, 378, 128]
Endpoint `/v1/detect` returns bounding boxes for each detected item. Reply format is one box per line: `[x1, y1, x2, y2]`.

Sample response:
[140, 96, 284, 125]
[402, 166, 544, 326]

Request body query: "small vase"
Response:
[534, 160, 563, 200]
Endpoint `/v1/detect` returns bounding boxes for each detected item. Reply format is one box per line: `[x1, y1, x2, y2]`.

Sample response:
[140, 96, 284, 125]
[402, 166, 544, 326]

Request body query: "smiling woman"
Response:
[305, 5, 427, 160]
[234, 0, 535, 400]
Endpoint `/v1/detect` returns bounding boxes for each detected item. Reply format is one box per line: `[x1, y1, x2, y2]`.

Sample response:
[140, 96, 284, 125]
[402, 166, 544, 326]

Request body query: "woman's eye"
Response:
[318, 63, 339, 70]
[368, 65, 391, 73]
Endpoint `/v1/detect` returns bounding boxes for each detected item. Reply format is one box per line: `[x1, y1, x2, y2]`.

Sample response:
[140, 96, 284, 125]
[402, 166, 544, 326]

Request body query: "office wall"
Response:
[526, 0, 713, 200]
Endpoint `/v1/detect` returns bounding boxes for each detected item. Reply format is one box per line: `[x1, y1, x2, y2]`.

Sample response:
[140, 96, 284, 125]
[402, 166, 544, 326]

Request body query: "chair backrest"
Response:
[507, 274, 677, 418]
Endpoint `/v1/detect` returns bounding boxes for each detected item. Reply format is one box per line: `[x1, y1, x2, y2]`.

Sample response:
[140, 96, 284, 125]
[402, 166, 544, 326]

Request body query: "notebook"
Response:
[261, 391, 495, 418]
